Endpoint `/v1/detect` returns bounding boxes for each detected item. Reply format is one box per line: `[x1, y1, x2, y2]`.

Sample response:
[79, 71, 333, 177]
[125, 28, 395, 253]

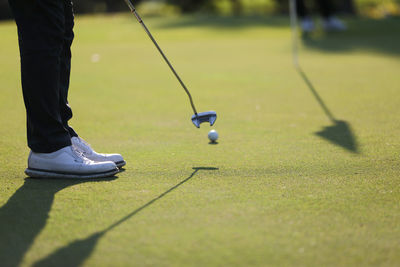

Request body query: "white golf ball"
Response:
[208, 129, 219, 142]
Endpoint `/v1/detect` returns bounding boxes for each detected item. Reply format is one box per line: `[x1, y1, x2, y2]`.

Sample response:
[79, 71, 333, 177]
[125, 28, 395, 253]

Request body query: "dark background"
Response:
[0, 0, 359, 20]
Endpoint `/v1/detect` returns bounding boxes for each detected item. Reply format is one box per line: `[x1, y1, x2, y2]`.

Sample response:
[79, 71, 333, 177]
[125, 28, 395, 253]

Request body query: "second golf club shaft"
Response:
[289, 0, 299, 68]
[123, 0, 198, 115]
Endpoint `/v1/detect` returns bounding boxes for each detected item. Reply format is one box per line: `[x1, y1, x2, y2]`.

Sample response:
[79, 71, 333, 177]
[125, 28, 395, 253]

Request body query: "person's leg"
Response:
[59, 0, 78, 137]
[296, 0, 309, 18]
[316, 0, 334, 18]
[296, 0, 314, 33]
[9, 0, 119, 178]
[9, 0, 71, 153]
[316, 0, 347, 31]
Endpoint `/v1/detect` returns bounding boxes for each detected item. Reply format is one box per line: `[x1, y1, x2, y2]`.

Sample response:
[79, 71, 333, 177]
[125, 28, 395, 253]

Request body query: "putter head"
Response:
[191, 111, 217, 128]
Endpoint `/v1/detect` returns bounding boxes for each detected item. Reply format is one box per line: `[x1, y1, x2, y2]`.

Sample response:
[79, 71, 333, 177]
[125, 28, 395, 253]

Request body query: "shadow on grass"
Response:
[32, 167, 218, 267]
[157, 15, 400, 56]
[300, 17, 400, 56]
[0, 176, 118, 267]
[297, 67, 359, 153]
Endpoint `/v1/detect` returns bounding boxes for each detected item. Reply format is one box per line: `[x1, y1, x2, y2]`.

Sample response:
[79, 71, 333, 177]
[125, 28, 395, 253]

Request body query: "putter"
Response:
[123, 0, 217, 128]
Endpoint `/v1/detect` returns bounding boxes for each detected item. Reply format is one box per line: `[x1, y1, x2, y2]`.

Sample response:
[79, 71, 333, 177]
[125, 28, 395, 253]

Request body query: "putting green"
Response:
[0, 14, 399, 266]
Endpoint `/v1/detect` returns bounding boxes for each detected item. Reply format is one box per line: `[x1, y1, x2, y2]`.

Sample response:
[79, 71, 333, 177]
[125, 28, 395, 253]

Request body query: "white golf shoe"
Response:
[25, 146, 119, 179]
[323, 17, 347, 31]
[300, 17, 315, 33]
[71, 136, 126, 168]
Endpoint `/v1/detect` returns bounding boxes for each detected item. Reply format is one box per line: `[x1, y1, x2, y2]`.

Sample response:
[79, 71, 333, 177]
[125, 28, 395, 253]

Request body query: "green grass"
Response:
[1, 14, 400, 266]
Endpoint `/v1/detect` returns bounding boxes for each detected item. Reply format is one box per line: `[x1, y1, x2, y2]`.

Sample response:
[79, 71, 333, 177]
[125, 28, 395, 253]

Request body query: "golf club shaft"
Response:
[289, 0, 299, 68]
[123, 0, 198, 115]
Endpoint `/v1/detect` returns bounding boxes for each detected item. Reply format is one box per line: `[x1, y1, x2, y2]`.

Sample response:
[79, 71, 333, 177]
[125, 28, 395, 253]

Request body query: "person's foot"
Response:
[300, 17, 315, 33]
[323, 17, 347, 31]
[71, 136, 126, 168]
[25, 146, 119, 179]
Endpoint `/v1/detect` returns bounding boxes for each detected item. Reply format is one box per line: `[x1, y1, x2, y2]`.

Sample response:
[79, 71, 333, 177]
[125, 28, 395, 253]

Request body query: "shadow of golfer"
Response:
[32, 167, 219, 267]
[0, 176, 118, 267]
[296, 67, 359, 153]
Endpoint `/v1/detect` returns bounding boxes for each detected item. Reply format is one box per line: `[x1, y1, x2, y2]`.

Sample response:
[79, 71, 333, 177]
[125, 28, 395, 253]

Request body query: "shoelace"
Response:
[73, 137, 94, 156]
[71, 146, 88, 163]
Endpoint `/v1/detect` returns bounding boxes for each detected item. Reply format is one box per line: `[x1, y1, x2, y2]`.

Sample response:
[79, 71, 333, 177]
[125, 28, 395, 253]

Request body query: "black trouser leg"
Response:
[296, 0, 309, 18]
[9, 0, 73, 153]
[317, 0, 334, 18]
[296, 0, 334, 19]
[59, 0, 78, 138]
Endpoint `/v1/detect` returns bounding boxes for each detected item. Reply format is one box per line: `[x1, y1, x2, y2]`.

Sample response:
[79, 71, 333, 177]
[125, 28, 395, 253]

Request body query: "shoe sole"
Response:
[116, 160, 126, 169]
[25, 168, 119, 179]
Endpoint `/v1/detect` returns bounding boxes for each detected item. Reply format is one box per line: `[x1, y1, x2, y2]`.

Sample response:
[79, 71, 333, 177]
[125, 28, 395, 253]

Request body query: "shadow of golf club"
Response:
[32, 167, 219, 267]
[289, 1, 359, 153]
[297, 67, 335, 121]
[0, 176, 118, 267]
[296, 67, 359, 153]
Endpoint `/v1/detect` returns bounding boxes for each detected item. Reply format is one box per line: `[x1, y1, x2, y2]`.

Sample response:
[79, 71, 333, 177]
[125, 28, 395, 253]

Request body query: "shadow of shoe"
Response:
[0, 177, 117, 267]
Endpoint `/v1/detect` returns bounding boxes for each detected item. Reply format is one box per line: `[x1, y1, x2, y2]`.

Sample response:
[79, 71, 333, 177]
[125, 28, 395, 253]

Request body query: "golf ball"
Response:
[208, 130, 219, 142]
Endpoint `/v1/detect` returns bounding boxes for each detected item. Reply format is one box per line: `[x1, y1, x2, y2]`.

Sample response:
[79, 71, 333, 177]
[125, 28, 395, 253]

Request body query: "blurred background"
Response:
[0, 0, 399, 20]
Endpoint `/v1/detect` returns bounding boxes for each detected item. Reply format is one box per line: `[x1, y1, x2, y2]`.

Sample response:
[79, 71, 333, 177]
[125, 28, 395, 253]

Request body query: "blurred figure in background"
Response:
[297, 0, 347, 32]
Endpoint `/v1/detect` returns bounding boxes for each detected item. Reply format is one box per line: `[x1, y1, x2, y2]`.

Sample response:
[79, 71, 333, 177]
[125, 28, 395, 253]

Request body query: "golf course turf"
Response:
[0, 14, 399, 266]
